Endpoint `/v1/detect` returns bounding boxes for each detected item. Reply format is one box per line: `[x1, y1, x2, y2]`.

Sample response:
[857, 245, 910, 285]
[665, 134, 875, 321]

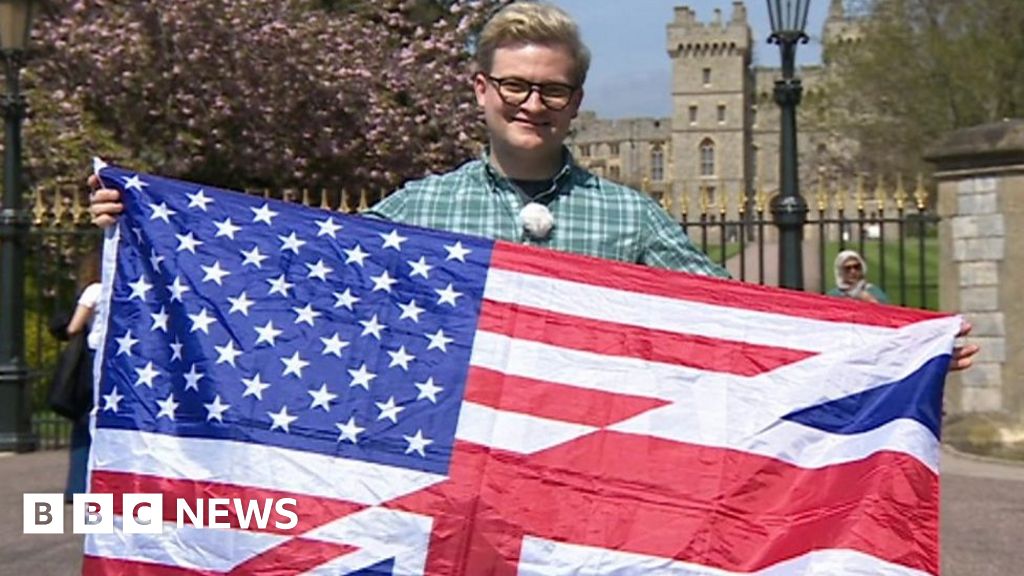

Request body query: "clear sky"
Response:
[550, 0, 831, 119]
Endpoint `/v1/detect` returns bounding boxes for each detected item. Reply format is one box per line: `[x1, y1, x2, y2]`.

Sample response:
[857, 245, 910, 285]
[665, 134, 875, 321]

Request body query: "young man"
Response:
[88, 2, 977, 369]
[91, 2, 726, 276]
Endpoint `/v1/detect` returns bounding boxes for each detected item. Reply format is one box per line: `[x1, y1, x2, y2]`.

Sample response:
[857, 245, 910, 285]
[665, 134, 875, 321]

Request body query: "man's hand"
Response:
[950, 321, 979, 372]
[88, 174, 123, 229]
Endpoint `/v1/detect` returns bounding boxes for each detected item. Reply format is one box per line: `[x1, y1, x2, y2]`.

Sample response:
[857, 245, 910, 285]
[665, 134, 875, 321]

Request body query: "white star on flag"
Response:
[403, 429, 434, 457]
[444, 240, 471, 262]
[213, 217, 242, 239]
[281, 352, 310, 378]
[148, 202, 175, 223]
[414, 377, 443, 403]
[204, 395, 230, 422]
[186, 189, 214, 211]
[102, 387, 124, 412]
[380, 229, 408, 250]
[250, 203, 278, 225]
[241, 373, 271, 400]
[128, 276, 153, 301]
[335, 416, 364, 444]
[156, 393, 179, 420]
[183, 364, 204, 391]
[116, 331, 139, 356]
[267, 406, 298, 432]
[308, 384, 338, 412]
[316, 217, 342, 238]
[375, 396, 404, 423]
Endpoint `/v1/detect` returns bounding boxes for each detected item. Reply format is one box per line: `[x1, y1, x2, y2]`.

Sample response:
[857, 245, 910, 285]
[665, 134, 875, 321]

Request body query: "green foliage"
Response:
[815, 0, 1024, 176]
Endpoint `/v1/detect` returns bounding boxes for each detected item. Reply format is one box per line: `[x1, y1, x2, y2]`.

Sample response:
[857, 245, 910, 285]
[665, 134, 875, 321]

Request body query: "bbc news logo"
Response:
[24, 493, 299, 534]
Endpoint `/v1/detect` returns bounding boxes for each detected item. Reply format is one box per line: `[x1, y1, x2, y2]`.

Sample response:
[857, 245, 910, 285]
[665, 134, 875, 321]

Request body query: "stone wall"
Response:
[927, 120, 1024, 417]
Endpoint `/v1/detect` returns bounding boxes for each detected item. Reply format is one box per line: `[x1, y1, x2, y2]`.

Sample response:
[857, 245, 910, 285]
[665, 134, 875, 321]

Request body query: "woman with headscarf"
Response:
[827, 249, 889, 304]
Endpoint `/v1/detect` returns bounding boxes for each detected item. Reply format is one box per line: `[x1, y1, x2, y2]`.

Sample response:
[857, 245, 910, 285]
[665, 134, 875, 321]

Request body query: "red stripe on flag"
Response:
[479, 299, 815, 376]
[465, 366, 669, 427]
[91, 470, 366, 534]
[490, 241, 947, 328]
[83, 556, 219, 576]
[390, 435, 939, 575]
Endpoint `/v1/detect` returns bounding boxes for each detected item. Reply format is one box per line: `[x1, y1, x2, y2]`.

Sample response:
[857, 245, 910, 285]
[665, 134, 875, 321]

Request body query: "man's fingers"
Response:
[87, 174, 101, 190]
[949, 343, 980, 372]
[89, 188, 124, 229]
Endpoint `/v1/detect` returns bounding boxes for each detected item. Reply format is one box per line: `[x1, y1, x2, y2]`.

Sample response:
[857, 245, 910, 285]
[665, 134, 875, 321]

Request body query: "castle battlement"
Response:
[667, 2, 751, 58]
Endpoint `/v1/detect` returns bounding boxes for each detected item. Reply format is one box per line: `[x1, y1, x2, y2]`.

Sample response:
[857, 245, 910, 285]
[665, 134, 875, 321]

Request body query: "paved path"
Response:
[725, 240, 824, 291]
[2, 448, 1023, 574]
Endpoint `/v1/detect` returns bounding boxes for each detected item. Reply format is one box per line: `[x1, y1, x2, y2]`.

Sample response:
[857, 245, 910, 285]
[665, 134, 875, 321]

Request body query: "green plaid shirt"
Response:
[368, 152, 729, 277]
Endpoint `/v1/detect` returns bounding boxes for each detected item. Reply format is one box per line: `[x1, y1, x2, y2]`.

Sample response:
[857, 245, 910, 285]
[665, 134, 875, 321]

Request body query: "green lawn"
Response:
[688, 236, 939, 311]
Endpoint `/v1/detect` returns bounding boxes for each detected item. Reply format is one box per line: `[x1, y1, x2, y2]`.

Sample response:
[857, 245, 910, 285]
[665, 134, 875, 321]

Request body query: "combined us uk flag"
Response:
[84, 161, 961, 575]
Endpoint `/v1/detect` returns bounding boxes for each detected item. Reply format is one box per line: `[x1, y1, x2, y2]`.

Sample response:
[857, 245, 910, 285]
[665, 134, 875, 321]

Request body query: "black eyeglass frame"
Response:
[483, 74, 579, 111]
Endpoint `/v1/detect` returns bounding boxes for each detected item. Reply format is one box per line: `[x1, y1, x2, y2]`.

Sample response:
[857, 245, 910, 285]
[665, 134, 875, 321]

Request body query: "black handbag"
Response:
[47, 330, 94, 420]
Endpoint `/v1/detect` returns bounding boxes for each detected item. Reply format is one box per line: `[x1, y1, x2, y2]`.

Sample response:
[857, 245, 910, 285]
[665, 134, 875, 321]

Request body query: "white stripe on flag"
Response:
[611, 414, 940, 472]
[455, 402, 598, 454]
[517, 536, 934, 576]
[91, 428, 446, 505]
[484, 268, 898, 353]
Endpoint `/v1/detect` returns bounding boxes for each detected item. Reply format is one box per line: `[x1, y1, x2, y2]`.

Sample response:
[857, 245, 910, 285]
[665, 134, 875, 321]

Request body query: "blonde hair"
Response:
[476, 1, 591, 86]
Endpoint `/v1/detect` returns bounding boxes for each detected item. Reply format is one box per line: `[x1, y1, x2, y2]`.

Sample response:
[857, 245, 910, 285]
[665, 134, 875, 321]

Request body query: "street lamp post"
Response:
[766, 0, 810, 290]
[0, 0, 37, 452]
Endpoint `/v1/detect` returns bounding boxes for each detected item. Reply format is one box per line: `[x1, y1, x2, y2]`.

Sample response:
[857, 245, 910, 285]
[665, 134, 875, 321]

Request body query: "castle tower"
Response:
[666, 2, 753, 218]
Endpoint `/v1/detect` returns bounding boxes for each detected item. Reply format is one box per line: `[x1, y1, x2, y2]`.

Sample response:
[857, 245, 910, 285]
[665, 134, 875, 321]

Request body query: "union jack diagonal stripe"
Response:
[84, 161, 960, 575]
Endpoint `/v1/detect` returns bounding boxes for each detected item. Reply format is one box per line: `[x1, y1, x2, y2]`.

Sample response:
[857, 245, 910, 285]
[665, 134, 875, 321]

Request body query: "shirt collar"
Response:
[480, 147, 594, 195]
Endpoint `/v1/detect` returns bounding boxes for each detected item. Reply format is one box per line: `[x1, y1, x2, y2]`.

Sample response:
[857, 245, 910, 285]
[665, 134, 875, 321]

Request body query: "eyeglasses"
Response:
[484, 74, 578, 111]
[843, 264, 863, 271]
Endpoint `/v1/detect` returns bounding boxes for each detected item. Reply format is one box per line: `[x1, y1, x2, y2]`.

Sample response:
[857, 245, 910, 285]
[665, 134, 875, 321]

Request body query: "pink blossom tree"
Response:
[27, 0, 509, 194]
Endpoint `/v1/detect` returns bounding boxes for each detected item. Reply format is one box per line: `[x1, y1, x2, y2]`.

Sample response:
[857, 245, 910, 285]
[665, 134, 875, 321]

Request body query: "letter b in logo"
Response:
[23, 494, 64, 534]
[73, 494, 114, 534]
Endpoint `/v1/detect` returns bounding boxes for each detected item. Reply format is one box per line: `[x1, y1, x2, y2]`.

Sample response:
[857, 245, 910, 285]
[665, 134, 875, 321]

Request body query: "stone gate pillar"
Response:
[926, 120, 1024, 417]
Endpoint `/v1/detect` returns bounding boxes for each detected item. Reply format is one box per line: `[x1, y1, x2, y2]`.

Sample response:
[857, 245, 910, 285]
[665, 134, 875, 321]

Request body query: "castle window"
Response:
[702, 67, 712, 86]
[609, 143, 619, 157]
[579, 145, 591, 157]
[688, 105, 698, 125]
[651, 145, 665, 182]
[700, 139, 715, 177]
[609, 165, 621, 180]
[717, 104, 726, 124]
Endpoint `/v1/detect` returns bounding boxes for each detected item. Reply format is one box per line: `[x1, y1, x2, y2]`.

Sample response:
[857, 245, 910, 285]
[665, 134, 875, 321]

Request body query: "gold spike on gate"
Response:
[52, 188, 68, 226]
[71, 185, 89, 224]
[659, 189, 673, 214]
[32, 188, 48, 226]
[815, 168, 828, 212]
[873, 176, 886, 213]
[357, 190, 370, 213]
[755, 177, 769, 214]
[894, 174, 908, 211]
[854, 174, 866, 211]
[320, 189, 331, 211]
[339, 189, 350, 213]
[679, 182, 689, 218]
[302, 188, 312, 208]
[914, 174, 929, 210]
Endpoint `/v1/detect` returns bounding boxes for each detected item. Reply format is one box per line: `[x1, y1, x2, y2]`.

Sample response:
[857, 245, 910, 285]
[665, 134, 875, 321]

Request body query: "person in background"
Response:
[827, 249, 889, 304]
[63, 247, 102, 502]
